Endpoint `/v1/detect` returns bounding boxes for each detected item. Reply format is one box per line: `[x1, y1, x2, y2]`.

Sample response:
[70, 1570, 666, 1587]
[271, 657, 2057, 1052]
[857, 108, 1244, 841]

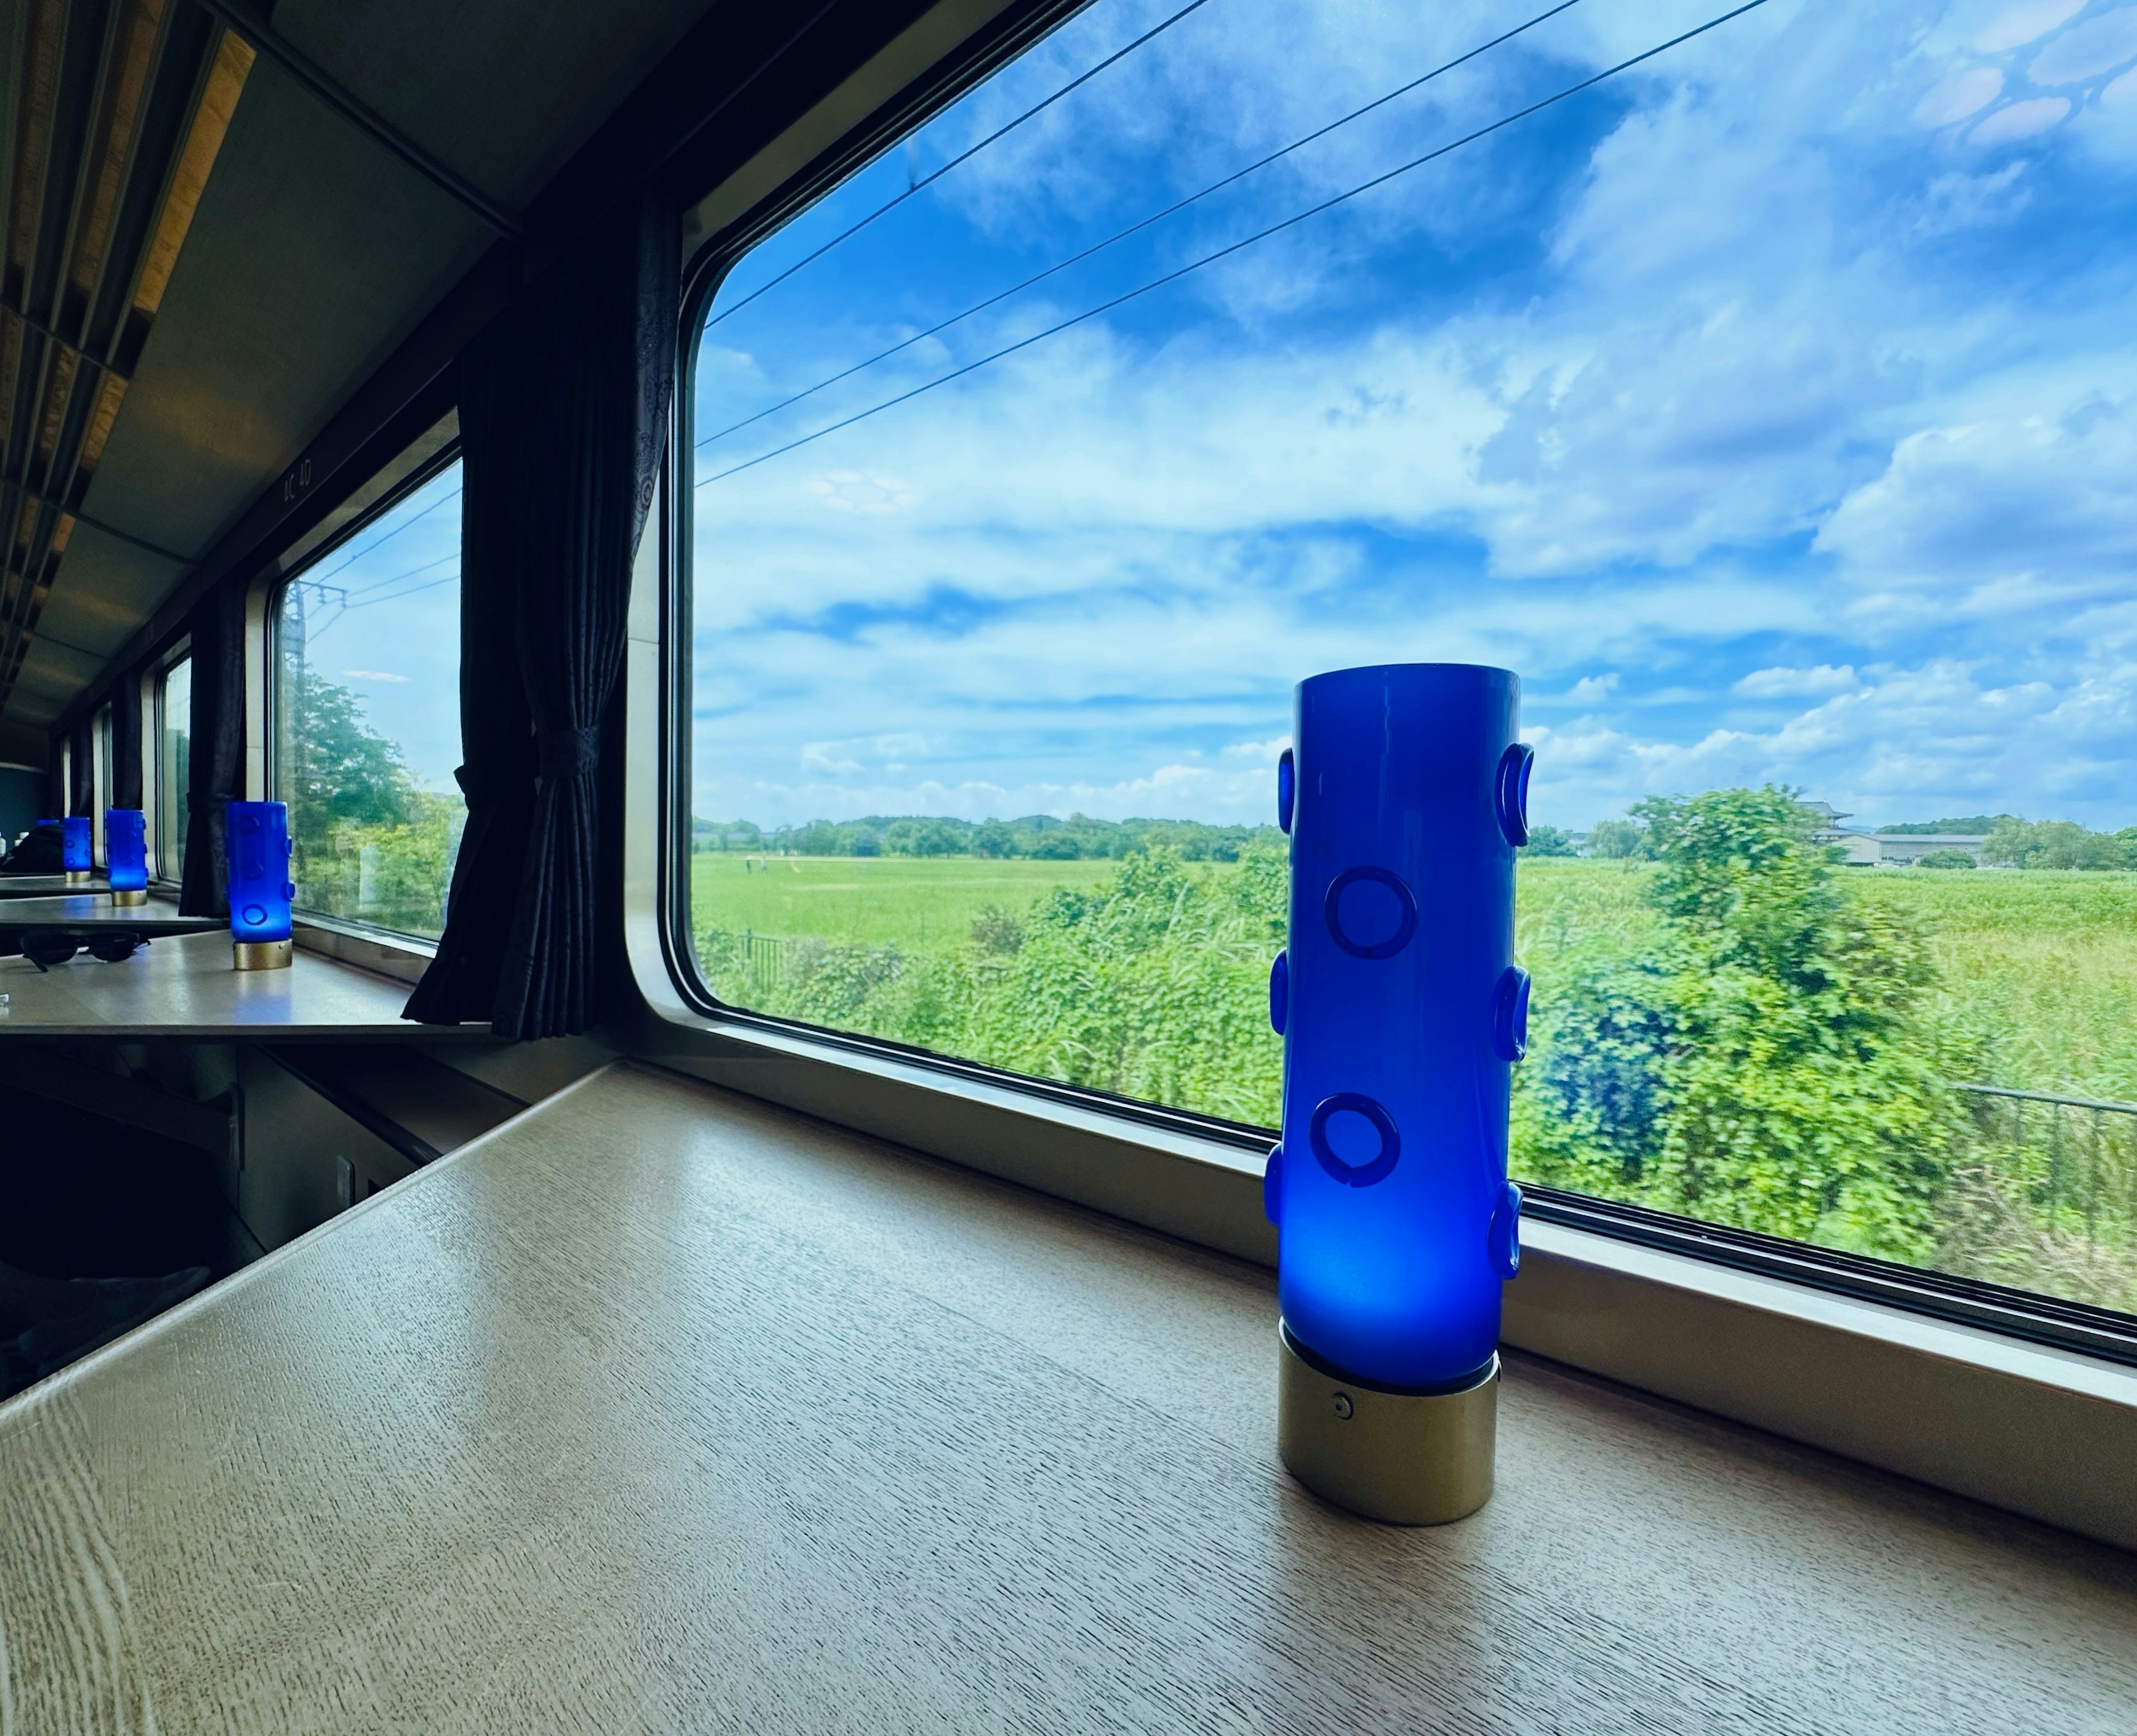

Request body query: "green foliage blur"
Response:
[1514, 787, 1959, 1261]
[695, 788, 2137, 1303]
[278, 665, 462, 938]
[700, 843, 1288, 1125]
[1982, 817, 2137, 871]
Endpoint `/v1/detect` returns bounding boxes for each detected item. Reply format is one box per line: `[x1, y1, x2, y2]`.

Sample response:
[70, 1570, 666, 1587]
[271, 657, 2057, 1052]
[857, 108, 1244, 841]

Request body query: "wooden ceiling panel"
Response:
[274, 0, 715, 211]
[0, 0, 252, 715]
[77, 52, 488, 558]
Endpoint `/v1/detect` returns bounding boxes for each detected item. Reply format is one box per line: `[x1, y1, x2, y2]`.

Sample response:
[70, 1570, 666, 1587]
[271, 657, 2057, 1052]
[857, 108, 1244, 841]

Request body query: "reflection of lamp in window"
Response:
[225, 801, 294, 970]
[106, 810, 148, 905]
[1264, 663, 1528, 1524]
[61, 816, 93, 885]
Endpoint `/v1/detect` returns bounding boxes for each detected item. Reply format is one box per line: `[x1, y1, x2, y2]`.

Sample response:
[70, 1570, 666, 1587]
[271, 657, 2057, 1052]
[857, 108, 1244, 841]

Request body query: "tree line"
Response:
[693, 812, 1283, 862]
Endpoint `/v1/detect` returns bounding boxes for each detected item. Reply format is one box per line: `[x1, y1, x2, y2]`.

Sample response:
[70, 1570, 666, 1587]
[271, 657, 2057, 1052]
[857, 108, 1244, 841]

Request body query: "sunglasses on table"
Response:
[19, 930, 149, 971]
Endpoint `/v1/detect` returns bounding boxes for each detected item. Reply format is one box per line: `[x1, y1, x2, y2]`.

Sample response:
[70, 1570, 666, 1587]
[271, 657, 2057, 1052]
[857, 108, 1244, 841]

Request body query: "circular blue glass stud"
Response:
[1488, 1181, 1523, 1279]
[1308, 1092, 1400, 1187]
[1268, 949, 1289, 1035]
[1264, 1143, 1283, 1226]
[1491, 965, 1531, 1062]
[1277, 748, 1296, 834]
[1495, 742, 1534, 847]
[1322, 866, 1417, 960]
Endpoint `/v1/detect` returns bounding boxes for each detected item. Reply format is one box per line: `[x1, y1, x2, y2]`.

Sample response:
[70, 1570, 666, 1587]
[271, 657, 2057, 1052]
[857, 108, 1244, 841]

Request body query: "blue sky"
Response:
[280, 463, 464, 791]
[691, 0, 2137, 833]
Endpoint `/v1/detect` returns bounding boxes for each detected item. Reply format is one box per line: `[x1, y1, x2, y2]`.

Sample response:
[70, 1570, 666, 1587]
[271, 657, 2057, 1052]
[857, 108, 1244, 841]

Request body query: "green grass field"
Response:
[692, 854, 1125, 950]
[694, 851, 2137, 1103]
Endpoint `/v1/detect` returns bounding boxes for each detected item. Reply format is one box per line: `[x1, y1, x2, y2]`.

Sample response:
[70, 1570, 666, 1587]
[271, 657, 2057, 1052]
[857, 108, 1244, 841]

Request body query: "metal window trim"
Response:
[623, 0, 2137, 1555]
[259, 428, 465, 946]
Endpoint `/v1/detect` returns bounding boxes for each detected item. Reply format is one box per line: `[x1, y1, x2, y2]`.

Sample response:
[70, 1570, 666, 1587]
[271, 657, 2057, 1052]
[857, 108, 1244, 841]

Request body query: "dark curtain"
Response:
[405, 183, 677, 1037]
[178, 583, 246, 916]
[111, 673, 143, 812]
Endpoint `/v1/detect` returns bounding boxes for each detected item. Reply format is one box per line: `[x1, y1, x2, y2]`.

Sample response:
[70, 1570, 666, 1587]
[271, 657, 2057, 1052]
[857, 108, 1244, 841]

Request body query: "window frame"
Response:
[652, 9, 2137, 1385]
[150, 644, 192, 885]
[91, 703, 112, 863]
[262, 436, 463, 947]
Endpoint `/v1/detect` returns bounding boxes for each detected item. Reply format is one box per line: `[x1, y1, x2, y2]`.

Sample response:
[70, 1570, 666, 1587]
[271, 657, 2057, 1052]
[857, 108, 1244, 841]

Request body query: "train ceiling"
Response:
[0, 0, 721, 750]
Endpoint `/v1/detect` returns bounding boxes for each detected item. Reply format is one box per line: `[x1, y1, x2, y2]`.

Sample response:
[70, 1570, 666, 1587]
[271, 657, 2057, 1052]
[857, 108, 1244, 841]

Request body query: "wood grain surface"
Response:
[0, 894, 219, 934]
[0, 878, 106, 899]
[0, 931, 487, 1038]
[1, 1061, 2133, 1733]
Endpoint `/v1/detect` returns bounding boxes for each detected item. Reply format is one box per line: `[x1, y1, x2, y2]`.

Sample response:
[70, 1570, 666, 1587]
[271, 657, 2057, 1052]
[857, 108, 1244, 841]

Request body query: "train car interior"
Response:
[1, 0, 2134, 1726]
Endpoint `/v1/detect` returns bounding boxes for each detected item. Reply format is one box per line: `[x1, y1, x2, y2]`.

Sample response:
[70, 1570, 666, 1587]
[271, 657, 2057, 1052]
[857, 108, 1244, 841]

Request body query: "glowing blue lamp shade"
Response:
[60, 815, 92, 876]
[106, 809, 148, 901]
[1267, 663, 1528, 1522]
[225, 800, 295, 968]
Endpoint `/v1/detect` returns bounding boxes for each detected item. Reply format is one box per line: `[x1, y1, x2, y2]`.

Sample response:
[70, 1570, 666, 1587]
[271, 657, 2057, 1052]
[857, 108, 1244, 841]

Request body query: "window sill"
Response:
[627, 993, 2137, 1553]
[293, 916, 435, 985]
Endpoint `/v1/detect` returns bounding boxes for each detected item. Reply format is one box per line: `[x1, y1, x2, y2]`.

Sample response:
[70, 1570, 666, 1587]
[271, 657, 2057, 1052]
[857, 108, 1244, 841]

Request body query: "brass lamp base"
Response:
[64, 870, 92, 886]
[111, 888, 148, 906]
[1277, 1321, 1498, 1525]
[233, 938, 294, 971]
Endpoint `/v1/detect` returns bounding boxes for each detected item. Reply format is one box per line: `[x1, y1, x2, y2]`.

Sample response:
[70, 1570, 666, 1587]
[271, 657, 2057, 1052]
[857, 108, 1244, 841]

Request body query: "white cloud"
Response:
[1971, 96, 2072, 144]
[2028, 7, 2137, 86]
[341, 669, 408, 682]
[807, 471, 918, 513]
[685, 0, 2137, 834]
[1976, 0, 2084, 53]
[1733, 665, 1859, 698]
[1916, 67, 2003, 126]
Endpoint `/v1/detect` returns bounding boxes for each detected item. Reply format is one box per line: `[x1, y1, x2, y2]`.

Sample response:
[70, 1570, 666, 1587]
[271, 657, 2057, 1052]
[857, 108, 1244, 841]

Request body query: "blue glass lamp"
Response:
[225, 800, 295, 969]
[106, 809, 149, 905]
[61, 815, 93, 884]
[1267, 663, 1528, 1523]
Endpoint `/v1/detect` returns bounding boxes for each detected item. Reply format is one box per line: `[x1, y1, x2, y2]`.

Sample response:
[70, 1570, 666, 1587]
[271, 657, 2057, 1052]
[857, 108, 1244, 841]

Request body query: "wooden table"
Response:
[0, 929, 484, 1038]
[0, 875, 106, 897]
[1, 1061, 2130, 1732]
[0, 893, 220, 944]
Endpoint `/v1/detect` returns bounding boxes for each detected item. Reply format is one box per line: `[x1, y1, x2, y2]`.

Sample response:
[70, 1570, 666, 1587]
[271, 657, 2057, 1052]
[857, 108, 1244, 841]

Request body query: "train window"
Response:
[92, 704, 112, 861]
[271, 461, 465, 939]
[155, 656, 191, 879]
[682, 0, 2137, 1315]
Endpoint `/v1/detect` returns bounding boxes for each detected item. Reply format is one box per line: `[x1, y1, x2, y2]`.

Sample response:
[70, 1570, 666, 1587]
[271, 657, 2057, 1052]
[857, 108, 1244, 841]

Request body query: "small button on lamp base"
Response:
[233, 938, 294, 971]
[1277, 1321, 1498, 1525]
[111, 889, 147, 906]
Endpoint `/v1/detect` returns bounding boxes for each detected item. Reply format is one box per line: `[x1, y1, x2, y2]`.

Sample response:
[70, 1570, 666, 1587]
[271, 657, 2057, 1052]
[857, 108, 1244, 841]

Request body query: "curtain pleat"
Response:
[112, 674, 143, 811]
[178, 584, 247, 917]
[404, 184, 676, 1037]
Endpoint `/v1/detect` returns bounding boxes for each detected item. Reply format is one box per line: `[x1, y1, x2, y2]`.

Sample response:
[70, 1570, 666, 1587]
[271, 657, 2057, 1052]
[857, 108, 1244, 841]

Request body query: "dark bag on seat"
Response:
[1, 821, 63, 875]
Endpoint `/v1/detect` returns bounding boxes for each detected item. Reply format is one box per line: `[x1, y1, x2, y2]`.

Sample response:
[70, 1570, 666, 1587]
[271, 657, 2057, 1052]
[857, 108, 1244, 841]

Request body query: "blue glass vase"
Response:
[61, 815, 92, 875]
[1267, 664, 1528, 1390]
[225, 801, 294, 945]
[106, 809, 148, 898]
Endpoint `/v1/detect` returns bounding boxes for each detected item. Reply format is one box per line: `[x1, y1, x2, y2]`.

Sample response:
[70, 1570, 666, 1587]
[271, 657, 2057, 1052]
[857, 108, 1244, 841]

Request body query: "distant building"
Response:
[1804, 800, 1988, 866]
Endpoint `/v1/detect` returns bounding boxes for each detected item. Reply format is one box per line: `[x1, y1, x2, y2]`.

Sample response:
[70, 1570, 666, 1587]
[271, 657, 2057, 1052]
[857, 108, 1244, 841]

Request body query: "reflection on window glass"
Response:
[274, 462, 464, 938]
[688, 0, 2137, 1312]
[157, 657, 189, 877]
[92, 704, 112, 861]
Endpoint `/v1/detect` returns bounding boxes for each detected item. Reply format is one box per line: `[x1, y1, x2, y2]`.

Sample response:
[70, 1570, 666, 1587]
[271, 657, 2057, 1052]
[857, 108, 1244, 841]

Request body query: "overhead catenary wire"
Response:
[698, 0, 1593, 453]
[304, 484, 464, 589]
[336, 549, 459, 605]
[698, 0, 1772, 491]
[705, 0, 1220, 332]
